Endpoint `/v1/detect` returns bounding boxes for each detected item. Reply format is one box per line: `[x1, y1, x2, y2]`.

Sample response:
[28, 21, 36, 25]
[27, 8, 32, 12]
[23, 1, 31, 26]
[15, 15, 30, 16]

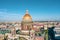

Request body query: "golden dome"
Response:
[23, 13, 32, 19]
[23, 10, 32, 21]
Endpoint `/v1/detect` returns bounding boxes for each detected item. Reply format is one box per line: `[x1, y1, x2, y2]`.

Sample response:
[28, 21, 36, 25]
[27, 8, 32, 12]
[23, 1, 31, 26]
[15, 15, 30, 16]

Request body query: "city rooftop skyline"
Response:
[0, 0, 60, 22]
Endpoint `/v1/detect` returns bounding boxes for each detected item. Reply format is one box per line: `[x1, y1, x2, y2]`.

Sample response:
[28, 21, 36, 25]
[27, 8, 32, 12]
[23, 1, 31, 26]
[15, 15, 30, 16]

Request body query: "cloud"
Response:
[0, 9, 7, 14]
[0, 9, 7, 12]
[0, 9, 22, 22]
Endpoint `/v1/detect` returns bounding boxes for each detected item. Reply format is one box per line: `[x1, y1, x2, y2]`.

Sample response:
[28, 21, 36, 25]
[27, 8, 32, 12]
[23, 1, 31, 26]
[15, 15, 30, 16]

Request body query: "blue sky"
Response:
[0, 0, 60, 22]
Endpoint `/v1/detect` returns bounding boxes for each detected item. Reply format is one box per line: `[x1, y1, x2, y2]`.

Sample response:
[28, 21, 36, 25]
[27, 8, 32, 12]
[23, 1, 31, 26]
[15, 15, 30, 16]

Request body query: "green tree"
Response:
[16, 29, 20, 34]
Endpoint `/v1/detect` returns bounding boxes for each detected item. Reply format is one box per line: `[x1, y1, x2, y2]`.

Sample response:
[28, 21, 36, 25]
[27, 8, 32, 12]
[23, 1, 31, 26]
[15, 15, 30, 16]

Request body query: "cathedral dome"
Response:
[23, 10, 32, 21]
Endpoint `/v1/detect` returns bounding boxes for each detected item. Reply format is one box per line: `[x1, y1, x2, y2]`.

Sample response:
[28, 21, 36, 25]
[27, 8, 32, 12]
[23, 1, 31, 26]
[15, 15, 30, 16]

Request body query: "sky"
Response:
[0, 0, 60, 22]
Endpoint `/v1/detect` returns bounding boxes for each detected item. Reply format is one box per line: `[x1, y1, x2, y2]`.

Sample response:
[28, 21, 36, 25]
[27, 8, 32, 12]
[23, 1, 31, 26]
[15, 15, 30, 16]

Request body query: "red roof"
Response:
[33, 24, 44, 26]
[35, 36, 44, 40]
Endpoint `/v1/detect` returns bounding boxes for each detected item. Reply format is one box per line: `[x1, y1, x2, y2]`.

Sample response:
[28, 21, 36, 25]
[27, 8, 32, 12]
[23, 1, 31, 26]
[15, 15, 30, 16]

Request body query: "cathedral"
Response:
[21, 10, 33, 30]
[20, 10, 35, 40]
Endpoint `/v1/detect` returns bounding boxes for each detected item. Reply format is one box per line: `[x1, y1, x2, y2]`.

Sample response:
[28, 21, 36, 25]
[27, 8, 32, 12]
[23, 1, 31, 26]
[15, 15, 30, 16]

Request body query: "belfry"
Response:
[21, 10, 33, 30]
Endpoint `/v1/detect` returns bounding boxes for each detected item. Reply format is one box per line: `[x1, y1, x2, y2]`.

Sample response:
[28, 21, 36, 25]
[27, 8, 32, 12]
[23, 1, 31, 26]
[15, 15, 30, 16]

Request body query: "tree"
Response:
[16, 29, 21, 34]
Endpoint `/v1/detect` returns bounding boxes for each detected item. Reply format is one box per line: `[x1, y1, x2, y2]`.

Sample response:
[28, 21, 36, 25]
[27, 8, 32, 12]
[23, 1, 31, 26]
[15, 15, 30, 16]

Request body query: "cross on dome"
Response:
[26, 9, 29, 14]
